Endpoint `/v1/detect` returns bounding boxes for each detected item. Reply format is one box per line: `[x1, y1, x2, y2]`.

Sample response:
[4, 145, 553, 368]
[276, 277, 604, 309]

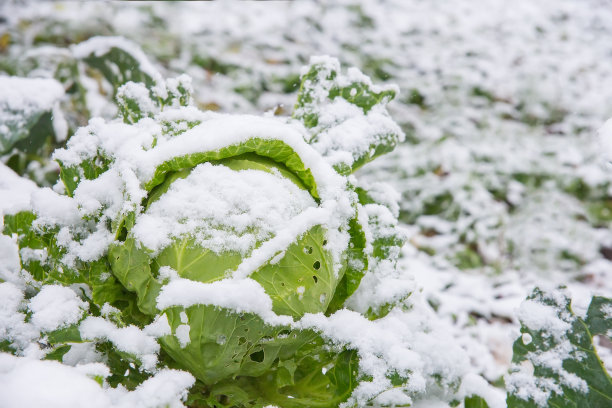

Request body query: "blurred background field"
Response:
[1, 0, 611, 389]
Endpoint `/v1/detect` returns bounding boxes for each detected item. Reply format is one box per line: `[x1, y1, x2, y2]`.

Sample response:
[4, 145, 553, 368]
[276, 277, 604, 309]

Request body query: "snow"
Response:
[517, 300, 572, 342]
[143, 314, 171, 338]
[28, 285, 86, 332]
[112, 369, 194, 408]
[62, 342, 103, 366]
[311, 101, 402, 168]
[296, 301, 471, 406]
[157, 278, 293, 326]
[0, 353, 194, 408]
[79, 317, 160, 371]
[0, 163, 38, 216]
[0, 76, 64, 135]
[522, 333, 532, 345]
[55, 112, 348, 203]
[230, 205, 342, 279]
[599, 118, 612, 163]
[174, 325, 190, 348]
[506, 365, 559, 408]
[133, 162, 316, 255]
[117, 82, 158, 117]
[0, 75, 67, 155]
[457, 373, 506, 408]
[294, 56, 404, 170]
[0, 353, 112, 408]
[0, 233, 23, 286]
[528, 341, 588, 393]
[0, 283, 39, 353]
[30, 187, 80, 226]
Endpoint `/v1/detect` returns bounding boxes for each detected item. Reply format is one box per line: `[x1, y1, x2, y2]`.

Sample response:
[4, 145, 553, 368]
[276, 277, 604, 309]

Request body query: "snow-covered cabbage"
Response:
[1, 57, 409, 407]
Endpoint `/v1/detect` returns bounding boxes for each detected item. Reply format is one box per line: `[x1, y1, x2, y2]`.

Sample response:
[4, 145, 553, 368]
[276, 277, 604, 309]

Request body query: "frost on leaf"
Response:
[506, 287, 612, 408]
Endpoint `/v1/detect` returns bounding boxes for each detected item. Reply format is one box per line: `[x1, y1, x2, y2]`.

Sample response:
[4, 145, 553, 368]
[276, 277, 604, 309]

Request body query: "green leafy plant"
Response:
[506, 287, 612, 408]
[1, 54, 410, 407]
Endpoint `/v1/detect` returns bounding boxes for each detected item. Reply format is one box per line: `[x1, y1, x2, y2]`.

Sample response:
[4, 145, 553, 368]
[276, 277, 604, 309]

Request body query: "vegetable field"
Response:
[0, 1, 611, 407]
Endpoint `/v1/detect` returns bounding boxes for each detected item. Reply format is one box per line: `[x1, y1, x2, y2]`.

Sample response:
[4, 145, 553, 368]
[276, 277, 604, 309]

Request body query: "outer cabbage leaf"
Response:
[19, 46, 91, 132]
[43, 325, 84, 363]
[355, 185, 405, 260]
[57, 150, 113, 197]
[246, 346, 358, 408]
[115, 225, 341, 319]
[3, 211, 67, 283]
[116, 76, 193, 124]
[326, 215, 368, 314]
[160, 306, 304, 384]
[465, 395, 491, 408]
[585, 296, 612, 337]
[506, 288, 612, 408]
[75, 37, 158, 95]
[1, 111, 55, 156]
[172, 311, 358, 408]
[328, 184, 406, 318]
[145, 138, 319, 200]
[3, 211, 146, 326]
[293, 57, 404, 174]
[250, 225, 339, 317]
[1, 77, 64, 184]
[108, 237, 162, 317]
